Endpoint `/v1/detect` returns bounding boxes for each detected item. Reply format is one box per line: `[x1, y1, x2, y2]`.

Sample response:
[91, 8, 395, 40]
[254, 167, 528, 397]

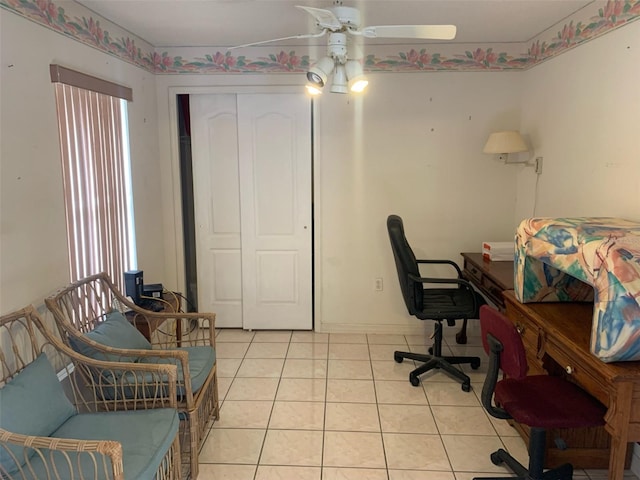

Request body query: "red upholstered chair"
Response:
[475, 305, 606, 480]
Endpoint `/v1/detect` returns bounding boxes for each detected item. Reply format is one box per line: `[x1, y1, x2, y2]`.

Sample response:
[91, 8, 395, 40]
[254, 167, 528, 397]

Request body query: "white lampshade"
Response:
[483, 131, 528, 155]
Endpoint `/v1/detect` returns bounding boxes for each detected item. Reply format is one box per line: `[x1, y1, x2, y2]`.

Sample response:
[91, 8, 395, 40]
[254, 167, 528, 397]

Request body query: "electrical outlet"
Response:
[374, 277, 383, 291]
[535, 157, 543, 175]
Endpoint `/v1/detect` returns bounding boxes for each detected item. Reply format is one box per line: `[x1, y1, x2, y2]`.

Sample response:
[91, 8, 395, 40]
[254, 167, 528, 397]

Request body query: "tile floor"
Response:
[198, 321, 639, 480]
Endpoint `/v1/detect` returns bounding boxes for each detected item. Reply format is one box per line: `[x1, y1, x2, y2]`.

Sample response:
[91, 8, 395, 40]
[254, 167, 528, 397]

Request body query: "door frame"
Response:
[166, 85, 323, 329]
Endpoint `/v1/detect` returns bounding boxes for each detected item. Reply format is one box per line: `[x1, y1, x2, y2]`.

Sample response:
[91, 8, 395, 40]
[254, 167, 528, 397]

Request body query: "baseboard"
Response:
[632, 443, 640, 478]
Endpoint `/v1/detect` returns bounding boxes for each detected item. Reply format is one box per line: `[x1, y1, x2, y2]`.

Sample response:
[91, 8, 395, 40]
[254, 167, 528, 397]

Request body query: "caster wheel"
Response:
[490, 451, 504, 466]
[455, 332, 468, 345]
[394, 353, 403, 363]
[409, 374, 420, 387]
[470, 359, 481, 370]
[428, 347, 433, 355]
[461, 382, 471, 392]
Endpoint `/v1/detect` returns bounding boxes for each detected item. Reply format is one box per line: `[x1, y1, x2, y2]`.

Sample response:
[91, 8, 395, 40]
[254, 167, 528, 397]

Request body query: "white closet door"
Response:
[237, 94, 312, 330]
[190, 95, 243, 328]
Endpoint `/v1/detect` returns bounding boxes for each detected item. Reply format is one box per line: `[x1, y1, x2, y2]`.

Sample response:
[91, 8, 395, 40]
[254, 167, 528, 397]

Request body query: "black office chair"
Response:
[475, 305, 606, 480]
[387, 214, 485, 391]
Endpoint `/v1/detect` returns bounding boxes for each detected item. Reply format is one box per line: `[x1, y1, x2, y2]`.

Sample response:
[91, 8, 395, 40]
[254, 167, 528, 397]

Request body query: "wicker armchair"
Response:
[0, 305, 182, 480]
[45, 272, 219, 479]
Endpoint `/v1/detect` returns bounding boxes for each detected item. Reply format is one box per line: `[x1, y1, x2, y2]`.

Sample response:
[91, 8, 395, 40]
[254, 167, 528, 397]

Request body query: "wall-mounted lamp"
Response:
[483, 131, 528, 163]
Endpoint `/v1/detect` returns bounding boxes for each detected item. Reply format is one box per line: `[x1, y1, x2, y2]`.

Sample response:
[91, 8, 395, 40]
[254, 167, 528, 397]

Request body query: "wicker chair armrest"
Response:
[0, 428, 124, 480]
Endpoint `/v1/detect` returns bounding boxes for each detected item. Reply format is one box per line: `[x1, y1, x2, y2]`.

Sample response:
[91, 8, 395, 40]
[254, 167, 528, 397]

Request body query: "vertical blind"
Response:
[53, 80, 136, 293]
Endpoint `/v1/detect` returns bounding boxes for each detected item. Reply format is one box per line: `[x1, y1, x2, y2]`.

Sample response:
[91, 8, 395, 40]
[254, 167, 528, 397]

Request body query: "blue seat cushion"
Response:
[23, 409, 179, 480]
[69, 310, 152, 362]
[0, 353, 76, 474]
[139, 346, 216, 395]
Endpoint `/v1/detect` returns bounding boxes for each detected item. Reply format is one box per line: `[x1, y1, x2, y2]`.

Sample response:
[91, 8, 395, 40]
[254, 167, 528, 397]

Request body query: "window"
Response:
[51, 65, 136, 292]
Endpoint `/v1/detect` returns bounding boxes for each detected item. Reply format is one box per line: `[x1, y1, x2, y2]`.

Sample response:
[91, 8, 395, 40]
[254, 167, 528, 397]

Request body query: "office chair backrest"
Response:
[387, 215, 423, 314]
[480, 305, 528, 380]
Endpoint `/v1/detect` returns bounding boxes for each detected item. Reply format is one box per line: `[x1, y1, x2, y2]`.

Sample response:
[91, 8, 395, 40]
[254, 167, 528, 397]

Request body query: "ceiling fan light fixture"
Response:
[330, 64, 348, 94]
[306, 56, 334, 87]
[345, 59, 368, 93]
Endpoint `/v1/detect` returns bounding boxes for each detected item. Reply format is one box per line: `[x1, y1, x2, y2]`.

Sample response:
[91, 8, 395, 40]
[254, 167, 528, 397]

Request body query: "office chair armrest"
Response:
[416, 259, 463, 277]
[408, 273, 472, 289]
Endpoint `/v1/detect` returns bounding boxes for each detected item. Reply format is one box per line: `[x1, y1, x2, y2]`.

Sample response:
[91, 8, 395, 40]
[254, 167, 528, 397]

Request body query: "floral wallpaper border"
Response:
[2, 0, 639, 74]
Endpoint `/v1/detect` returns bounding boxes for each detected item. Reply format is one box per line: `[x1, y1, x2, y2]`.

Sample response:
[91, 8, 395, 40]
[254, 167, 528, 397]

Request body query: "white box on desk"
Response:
[482, 241, 514, 261]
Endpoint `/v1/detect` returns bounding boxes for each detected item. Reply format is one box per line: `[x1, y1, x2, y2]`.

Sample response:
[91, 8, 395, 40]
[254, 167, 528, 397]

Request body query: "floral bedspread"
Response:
[514, 217, 640, 362]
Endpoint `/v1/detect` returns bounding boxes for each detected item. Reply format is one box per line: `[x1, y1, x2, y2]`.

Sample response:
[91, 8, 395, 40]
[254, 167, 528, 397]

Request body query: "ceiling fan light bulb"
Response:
[349, 78, 368, 93]
[307, 56, 335, 87]
[305, 84, 323, 95]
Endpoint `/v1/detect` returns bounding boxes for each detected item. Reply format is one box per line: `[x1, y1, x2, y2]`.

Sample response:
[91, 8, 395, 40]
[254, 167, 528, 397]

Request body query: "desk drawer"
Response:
[464, 263, 483, 285]
[544, 337, 610, 407]
[481, 275, 506, 307]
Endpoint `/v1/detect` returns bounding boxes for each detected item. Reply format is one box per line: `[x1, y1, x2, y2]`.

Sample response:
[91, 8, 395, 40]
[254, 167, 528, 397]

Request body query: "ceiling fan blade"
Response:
[296, 5, 342, 30]
[361, 24, 457, 40]
[229, 30, 327, 49]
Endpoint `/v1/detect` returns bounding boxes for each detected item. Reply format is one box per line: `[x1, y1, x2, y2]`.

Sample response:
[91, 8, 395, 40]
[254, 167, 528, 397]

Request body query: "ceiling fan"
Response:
[232, 1, 457, 94]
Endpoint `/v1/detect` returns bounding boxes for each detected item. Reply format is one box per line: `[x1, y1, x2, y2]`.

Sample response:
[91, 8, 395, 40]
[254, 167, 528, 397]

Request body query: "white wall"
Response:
[517, 21, 640, 222]
[155, 71, 523, 333]
[0, 11, 163, 311]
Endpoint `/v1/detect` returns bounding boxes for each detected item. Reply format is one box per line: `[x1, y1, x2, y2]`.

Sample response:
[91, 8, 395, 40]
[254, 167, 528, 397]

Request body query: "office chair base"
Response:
[394, 350, 480, 391]
[472, 448, 574, 480]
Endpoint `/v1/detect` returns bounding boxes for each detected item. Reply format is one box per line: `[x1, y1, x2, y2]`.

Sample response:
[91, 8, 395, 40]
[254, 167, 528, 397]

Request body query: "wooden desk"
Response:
[503, 291, 639, 478]
[460, 252, 514, 309]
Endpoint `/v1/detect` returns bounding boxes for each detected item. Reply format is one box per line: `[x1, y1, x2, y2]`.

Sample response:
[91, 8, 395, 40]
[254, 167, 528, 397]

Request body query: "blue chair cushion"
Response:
[139, 346, 216, 395]
[69, 310, 152, 362]
[0, 353, 77, 473]
[25, 409, 180, 480]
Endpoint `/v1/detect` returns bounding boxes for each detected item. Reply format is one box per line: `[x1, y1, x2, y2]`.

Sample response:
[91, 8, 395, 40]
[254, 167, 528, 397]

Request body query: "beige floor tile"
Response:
[375, 380, 429, 405]
[269, 401, 325, 430]
[390, 471, 455, 480]
[291, 331, 329, 343]
[282, 358, 328, 378]
[328, 343, 370, 360]
[371, 360, 417, 381]
[216, 342, 250, 359]
[217, 376, 233, 401]
[368, 345, 410, 361]
[323, 431, 386, 468]
[244, 342, 289, 359]
[260, 429, 323, 466]
[383, 433, 451, 470]
[197, 464, 257, 480]
[326, 379, 376, 403]
[330, 333, 368, 344]
[431, 405, 495, 435]
[276, 378, 326, 402]
[288, 342, 329, 359]
[217, 358, 242, 378]
[217, 329, 255, 342]
[252, 330, 292, 342]
[325, 402, 381, 432]
[367, 334, 408, 345]
[500, 435, 529, 466]
[328, 360, 373, 380]
[441, 434, 507, 472]
[453, 473, 513, 480]
[423, 382, 481, 406]
[235, 358, 284, 377]
[323, 467, 388, 480]
[212, 400, 273, 429]
[226, 377, 279, 401]
[378, 404, 438, 434]
[404, 334, 430, 346]
[255, 465, 321, 480]
[487, 415, 520, 437]
[199, 428, 265, 464]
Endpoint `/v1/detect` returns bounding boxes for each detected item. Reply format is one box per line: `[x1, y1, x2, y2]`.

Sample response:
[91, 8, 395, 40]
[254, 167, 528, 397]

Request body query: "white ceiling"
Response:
[75, 0, 595, 48]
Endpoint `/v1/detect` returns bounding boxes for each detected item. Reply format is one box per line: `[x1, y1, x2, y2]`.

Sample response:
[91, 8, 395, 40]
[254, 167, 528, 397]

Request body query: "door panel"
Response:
[190, 95, 243, 327]
[237, 94, 312, 330]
